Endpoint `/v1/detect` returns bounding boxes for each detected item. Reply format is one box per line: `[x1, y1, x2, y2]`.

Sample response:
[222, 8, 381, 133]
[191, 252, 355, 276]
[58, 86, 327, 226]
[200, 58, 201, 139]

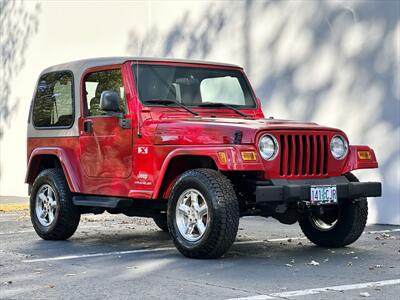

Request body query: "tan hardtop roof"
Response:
[30, 57, 244, 139]
[41, 57, 242, 75]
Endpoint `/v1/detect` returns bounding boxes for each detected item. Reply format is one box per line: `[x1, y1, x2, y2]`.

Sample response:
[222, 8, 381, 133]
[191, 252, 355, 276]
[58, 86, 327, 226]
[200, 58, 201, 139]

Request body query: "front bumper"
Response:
[256, 176, 382, 204]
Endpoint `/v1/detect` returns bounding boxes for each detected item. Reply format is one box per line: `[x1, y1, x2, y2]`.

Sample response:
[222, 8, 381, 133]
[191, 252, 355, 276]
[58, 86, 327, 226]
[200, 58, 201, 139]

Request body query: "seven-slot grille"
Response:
[279, 134, 329, 177]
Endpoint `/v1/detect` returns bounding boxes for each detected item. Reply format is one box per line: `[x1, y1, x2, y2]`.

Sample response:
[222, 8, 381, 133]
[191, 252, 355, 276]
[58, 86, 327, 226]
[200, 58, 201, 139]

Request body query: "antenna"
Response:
[136, 60, 142, 138]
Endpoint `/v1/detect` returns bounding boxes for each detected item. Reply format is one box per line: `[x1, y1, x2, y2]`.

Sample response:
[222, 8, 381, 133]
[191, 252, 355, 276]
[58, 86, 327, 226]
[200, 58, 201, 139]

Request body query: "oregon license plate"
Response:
[310, 185, 338, 204]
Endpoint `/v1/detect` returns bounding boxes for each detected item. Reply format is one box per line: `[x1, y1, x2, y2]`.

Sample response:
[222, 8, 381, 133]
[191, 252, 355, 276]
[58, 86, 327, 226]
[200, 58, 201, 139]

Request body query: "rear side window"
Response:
[32, 71, 74, 128]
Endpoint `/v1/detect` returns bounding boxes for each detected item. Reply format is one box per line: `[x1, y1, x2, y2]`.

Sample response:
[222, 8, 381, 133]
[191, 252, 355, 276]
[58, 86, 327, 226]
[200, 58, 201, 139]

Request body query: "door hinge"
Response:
[119, 118, 131, 129]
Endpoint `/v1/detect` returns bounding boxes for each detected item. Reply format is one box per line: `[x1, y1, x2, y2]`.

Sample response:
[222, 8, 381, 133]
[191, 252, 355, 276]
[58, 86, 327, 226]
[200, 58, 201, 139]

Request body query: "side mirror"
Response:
[100, 90, 120, 112]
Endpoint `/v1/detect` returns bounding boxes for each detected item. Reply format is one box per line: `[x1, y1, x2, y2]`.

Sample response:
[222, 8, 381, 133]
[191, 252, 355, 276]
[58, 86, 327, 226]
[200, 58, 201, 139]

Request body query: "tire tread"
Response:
[299, 173, 368, 247]
[168, 168, 239, 259]
[30, 168, 80, 240]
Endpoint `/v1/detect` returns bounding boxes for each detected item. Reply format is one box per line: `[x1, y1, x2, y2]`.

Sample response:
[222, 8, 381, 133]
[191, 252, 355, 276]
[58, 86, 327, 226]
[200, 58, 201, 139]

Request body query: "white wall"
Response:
[1, 0, 399, 224]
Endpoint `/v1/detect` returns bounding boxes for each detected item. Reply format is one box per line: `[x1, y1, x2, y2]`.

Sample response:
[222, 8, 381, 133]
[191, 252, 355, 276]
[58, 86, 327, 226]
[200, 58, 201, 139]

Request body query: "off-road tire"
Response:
[30, 168, 80, 240]
[167, 169, 239, 259]
[153, 213, 169, 232]
[298, 173, 368, 247]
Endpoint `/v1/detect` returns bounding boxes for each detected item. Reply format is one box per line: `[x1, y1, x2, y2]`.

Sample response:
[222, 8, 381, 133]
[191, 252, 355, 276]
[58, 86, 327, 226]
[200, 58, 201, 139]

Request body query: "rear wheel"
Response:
[168, 169, 239, 259]
[298, 173, 368, 247]
[30, 168, 80, 240]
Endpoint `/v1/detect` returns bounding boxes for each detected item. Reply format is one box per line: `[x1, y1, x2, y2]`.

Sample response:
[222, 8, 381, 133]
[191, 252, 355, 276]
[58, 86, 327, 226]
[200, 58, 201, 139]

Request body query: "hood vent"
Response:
[234, 130, 243, 144]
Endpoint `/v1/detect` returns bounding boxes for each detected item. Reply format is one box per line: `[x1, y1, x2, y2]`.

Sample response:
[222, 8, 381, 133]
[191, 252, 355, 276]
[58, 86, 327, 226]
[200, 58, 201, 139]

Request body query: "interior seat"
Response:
[89, 79, 121, 116]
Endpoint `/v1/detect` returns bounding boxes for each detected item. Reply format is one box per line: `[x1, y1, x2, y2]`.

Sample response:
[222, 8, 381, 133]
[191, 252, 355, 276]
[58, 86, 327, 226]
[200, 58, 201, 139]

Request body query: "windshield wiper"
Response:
[198, 102, 249, 117]
[143, 99, 199, 116]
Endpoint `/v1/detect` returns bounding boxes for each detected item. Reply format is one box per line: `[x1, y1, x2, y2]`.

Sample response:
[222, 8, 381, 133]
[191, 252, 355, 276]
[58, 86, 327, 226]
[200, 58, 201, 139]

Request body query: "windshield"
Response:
[132, 64, 256, 108]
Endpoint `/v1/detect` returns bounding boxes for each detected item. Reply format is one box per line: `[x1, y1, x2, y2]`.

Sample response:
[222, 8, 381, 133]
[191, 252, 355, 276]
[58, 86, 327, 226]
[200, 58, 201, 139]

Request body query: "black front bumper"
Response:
[256, 176, 382, 204]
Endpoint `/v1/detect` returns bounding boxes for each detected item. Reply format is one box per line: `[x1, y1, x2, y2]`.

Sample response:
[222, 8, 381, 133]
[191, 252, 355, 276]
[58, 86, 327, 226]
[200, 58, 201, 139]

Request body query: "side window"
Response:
[32, 71, 74, 128]
[84, 69, 125, 116]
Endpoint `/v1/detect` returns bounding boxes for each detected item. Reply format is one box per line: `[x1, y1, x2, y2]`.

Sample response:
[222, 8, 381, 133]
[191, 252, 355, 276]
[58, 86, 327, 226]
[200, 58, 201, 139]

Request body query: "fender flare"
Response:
[25, 147, 82, 192]
[152, 146, 263, 199]
[342, 145, 378, 173]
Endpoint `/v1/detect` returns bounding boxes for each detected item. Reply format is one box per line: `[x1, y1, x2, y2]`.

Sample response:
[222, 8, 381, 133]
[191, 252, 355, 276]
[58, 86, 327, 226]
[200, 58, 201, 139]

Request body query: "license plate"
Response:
[310, 185, 338, 204]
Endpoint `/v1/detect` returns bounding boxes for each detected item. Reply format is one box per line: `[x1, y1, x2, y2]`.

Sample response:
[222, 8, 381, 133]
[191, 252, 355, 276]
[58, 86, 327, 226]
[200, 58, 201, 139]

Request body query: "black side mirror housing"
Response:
[100, 90, 120, 112]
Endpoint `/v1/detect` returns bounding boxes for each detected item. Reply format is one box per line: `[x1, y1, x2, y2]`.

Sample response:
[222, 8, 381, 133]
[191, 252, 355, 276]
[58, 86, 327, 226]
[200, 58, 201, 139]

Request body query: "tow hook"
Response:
[298, 201, 311, 210]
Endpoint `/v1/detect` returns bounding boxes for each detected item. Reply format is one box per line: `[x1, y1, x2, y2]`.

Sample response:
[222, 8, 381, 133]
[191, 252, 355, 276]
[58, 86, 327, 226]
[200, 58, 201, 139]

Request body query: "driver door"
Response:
[79, 67, 133, 179]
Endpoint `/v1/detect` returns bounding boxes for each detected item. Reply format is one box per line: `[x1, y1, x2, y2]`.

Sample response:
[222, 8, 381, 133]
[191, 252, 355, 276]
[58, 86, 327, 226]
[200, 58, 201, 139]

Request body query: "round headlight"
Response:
[259, 134, 279, 160]
[330, 135, 348, 160]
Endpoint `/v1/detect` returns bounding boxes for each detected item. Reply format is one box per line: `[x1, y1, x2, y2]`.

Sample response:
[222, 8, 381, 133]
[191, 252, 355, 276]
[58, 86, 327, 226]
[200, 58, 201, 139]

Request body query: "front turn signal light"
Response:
[358, 150, 372, 160]
[241, 151, 257, 161]
[218, 152, 228, 165]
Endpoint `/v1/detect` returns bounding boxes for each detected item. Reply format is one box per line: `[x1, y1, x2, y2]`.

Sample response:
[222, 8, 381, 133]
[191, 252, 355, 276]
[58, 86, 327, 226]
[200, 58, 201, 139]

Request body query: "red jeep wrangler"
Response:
[26, 57, 381, 258]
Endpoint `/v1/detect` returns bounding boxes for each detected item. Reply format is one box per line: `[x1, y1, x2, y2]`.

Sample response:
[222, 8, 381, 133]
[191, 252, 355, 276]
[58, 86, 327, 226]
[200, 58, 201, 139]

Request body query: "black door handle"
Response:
[83, 120, 93, 134]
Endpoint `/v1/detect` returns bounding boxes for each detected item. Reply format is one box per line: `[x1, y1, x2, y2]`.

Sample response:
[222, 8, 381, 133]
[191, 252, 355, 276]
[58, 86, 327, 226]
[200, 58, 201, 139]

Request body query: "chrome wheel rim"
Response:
[310, 216, 338, 231]
[35, 184, 57, 227]
[175, 189, 209, 242]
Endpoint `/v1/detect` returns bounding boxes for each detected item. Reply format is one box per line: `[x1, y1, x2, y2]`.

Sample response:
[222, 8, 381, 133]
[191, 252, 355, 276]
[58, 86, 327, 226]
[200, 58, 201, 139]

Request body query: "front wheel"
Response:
[299, 173, 368, 247]
[168, 169, 239, 259]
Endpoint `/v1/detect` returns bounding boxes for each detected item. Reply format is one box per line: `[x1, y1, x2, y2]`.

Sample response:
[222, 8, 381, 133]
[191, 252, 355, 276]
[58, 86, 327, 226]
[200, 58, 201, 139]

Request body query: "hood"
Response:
[152, 116, 342, 145]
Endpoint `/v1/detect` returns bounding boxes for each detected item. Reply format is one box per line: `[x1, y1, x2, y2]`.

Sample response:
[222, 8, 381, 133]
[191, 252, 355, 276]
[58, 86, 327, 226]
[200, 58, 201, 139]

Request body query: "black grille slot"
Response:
[323, 135, 328, 174]
[301, 135, 307, 175]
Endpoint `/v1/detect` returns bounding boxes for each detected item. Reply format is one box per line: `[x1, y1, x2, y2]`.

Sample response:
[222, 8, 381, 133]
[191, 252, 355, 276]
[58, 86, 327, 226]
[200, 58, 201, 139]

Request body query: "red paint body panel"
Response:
[152, 145, 265, 198]
[27, 137, 144, 197]
[26, 60, 379, 201]
[26, 139, 82, 192]
[342, 145, 378, 173]
[79, 116, 133, 178]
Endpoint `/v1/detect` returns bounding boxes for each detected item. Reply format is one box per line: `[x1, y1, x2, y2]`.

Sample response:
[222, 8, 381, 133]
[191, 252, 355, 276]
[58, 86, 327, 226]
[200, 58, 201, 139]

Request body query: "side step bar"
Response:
[72, 195, 132, 208]
[72, 195, 167, 210]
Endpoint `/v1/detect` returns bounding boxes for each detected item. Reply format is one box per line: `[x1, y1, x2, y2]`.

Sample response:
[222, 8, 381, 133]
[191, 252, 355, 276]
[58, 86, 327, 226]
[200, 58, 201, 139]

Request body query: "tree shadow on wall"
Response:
[0, 0, 41, 139]
[0, 0, 41, 182]
[125, 0, 399, 223]
[126, 3, 229, 60]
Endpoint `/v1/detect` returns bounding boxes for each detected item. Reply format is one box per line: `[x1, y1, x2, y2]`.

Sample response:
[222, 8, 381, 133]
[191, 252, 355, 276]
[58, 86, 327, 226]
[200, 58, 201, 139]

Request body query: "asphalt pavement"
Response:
[1, 209, 399, 299]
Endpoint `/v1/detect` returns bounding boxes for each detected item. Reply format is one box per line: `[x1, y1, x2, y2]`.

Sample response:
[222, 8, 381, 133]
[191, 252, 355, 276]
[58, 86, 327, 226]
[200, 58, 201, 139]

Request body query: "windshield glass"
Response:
[132, 64, 256, 108]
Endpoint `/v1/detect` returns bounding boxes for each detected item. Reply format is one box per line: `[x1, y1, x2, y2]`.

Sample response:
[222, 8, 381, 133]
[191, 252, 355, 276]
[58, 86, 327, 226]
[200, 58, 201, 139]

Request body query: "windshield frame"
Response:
[131, 62, 258, 110]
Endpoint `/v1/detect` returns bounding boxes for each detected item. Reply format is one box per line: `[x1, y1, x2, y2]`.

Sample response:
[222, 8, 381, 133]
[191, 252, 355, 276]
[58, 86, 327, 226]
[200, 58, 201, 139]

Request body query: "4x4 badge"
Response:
[138, 146, 148, 154]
